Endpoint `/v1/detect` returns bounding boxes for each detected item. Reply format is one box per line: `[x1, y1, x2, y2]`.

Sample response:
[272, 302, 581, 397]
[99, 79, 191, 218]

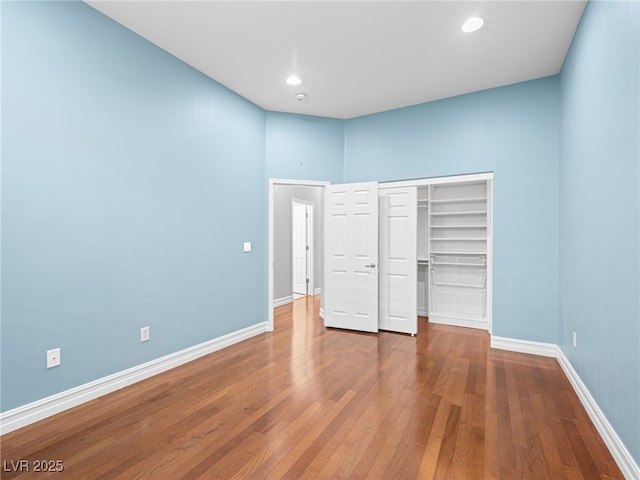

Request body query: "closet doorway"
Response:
[323, 173, 493, 336]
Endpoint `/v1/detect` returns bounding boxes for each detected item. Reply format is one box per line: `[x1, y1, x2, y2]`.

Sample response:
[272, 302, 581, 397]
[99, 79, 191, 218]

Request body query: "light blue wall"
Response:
[3, 3, 638, 468]
[344, 77, 561, 343]
[559, 0, 640, 465]
[2, 1, 266, 410]
[265, 112, 344, 183]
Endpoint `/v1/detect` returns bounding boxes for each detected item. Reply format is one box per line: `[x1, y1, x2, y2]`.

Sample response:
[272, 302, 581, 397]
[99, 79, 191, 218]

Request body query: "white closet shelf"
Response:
[429, 211, 487, 216]
[430, 254, 487, 265]
[432, 261, 486, 267]
[430, 312, 486, 322]
[429, 197, 486, 204]
[429, 225, 486, 229]
[430, 238, 487, 241]
[432, 282, 485, 289]
[431, 251, 487, 255]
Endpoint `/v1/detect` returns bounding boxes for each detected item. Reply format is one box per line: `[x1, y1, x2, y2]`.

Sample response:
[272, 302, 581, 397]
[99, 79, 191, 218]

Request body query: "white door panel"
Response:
[292, 203, 308, 295]
[324, 182, 379, 333]
[379, 187, 417, 334]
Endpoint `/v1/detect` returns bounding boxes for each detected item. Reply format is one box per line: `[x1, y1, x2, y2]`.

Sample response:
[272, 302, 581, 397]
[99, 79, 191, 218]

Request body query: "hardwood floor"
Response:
[1, 296, 623, 479]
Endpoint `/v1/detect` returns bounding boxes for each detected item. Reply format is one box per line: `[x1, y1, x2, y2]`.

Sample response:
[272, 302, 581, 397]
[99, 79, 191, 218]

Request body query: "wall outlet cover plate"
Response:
[47, 348, 61, 368]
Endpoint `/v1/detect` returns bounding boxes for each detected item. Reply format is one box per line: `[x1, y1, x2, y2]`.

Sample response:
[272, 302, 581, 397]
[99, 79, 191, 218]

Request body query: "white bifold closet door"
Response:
[323, 176, 490, 335]
[379, 186, 418, 335]
[323, 182, 379, 333]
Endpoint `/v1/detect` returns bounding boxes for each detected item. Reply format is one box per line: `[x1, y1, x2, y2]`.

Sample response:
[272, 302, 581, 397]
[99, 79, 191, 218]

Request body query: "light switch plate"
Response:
[141, 326, 150, 342]
[243, 242, 252, 253]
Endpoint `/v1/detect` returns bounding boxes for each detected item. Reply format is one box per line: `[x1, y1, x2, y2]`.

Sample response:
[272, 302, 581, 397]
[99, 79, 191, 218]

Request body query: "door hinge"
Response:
[306, 245, 310, 251]
[306, 278, 310, 284]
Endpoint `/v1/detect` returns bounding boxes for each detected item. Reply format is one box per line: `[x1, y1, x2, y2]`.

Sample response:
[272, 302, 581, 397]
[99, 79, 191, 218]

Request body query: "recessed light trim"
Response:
[295, 92, 307, 101]
[462, 17, 484, 33]
[286, 75, 302, 86]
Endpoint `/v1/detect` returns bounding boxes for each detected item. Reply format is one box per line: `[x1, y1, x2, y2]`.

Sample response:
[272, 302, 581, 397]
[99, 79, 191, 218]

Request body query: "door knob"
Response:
[364, 263, 376, 268]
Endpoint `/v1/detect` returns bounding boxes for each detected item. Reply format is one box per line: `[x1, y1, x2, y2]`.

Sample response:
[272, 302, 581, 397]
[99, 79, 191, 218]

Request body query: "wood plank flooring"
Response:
[1, 296, 623, 479]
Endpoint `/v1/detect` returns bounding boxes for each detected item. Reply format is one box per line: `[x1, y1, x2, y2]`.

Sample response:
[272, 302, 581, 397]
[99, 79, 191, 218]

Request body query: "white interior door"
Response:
[324, 182, 379, 333]
[292, 203, 308, 295]
[379, 187, 418, 334]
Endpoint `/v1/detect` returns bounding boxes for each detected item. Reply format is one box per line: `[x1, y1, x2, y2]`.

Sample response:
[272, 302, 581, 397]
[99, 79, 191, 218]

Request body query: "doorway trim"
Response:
[268, 178, 329, 331]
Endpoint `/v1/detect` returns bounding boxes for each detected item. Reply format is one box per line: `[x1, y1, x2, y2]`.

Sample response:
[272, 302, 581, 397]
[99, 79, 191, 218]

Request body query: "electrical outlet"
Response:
[47, 348, 61, 368]
[140, 326, 150, 343]
[572, 331, 577, 348]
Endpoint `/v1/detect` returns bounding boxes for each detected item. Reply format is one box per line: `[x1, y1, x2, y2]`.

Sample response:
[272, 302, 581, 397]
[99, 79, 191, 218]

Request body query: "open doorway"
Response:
[268, 179, 328, 331]
[292, 200, 314, 300]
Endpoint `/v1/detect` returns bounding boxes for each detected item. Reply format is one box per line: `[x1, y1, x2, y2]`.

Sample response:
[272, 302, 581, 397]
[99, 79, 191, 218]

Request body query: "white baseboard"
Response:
[417, 308, 428, 316]
[319, 307, 324, 319]
[273, 295, 293, 308]
[491, 335, 639, 479]
[314, 287, 321, 296]
[0, 322, 268, 435]
[555, 348, 639, 480]
[491, 335, 558, 357]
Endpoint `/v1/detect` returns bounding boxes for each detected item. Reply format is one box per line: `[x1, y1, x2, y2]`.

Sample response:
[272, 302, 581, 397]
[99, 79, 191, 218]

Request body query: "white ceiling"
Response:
[86, 1, 587, 119]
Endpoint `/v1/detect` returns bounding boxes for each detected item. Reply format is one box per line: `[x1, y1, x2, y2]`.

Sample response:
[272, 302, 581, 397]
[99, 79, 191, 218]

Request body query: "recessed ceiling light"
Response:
[461, 17, 484, 33]
[295, 92, 307, 101]
[286, 75, 302, 86]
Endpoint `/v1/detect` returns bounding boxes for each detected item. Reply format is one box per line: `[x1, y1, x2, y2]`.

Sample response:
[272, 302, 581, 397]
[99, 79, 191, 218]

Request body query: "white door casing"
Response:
[324, 182, 379, 333]
[379, 187, 418, 335]
[292, 203, 308, 295]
